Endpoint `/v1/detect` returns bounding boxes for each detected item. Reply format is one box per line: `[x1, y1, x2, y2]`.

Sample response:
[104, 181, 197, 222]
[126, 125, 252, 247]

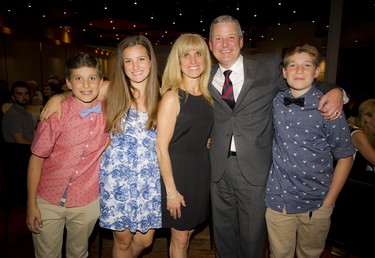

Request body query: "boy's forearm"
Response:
[324, 156, 353, 206]
[27, 155, 44, 207]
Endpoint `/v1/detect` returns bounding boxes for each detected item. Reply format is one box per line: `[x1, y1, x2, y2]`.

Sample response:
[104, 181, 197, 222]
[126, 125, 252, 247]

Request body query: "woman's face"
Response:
[365, 111, 375, 133]
[180, 48, 205, 79]
[122, 45, 151, 86]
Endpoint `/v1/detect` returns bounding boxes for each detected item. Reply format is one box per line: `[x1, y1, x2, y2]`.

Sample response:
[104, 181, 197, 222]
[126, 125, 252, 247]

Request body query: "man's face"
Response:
[12, 87, 30, 107]
[209, 22, 243, 69]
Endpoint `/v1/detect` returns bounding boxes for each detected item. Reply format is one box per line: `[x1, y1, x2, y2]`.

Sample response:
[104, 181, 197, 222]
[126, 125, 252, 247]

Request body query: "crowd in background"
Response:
[0, 14, 374, 258]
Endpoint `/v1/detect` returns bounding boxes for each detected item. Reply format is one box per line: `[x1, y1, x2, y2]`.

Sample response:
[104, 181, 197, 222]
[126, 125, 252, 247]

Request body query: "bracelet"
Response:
[166, 191, 179, 200]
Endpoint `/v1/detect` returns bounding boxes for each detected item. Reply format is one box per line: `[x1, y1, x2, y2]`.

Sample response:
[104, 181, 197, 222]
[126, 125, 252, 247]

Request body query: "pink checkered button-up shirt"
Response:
[31, 96, 108, 207]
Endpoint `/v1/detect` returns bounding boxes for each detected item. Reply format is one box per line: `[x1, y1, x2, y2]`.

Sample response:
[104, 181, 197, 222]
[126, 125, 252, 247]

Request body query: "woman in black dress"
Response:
[156, 33, 214, 258]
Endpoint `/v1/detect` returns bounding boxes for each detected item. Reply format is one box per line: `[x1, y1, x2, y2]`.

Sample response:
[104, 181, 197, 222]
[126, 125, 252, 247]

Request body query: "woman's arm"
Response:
[352, 130, 375, 166]
[39, 92, 70, 121]
[156, 91, 186, 219]
[98, 80, 109, 101]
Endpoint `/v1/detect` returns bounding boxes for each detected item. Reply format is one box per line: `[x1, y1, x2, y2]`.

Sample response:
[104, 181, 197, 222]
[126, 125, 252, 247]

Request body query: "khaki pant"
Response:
[266, 206, 333, 258]
[32, 197, 99, 258]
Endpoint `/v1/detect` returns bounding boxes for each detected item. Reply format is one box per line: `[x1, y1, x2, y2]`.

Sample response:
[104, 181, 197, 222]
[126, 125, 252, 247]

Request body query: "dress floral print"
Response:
[99, 108, 162, 233]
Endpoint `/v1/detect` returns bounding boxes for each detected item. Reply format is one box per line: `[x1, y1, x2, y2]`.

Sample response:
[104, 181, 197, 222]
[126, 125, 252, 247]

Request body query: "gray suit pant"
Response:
[211, 156, 267, 258]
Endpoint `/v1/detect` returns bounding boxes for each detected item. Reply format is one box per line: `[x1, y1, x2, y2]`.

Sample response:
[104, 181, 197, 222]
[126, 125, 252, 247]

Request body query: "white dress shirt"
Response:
[212, 55, 245, 152]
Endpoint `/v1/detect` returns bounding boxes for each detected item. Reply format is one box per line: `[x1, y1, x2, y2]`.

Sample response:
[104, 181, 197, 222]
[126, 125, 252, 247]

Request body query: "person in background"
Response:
[0, 79, 12, 110]
[2, 80, 35, 144]
[207, 15, 345, 258]
[26, 51, 108, 258]
[41, 82, 58, 106]
[156, 33, 213, 258]
[27, 80, 44, 124]
[265, 43, 355, 258]
[347, 99, 375, 181]
[99, 35, 162, 258]
[27, 80, 43, 106]
[0, 79, 11, 143]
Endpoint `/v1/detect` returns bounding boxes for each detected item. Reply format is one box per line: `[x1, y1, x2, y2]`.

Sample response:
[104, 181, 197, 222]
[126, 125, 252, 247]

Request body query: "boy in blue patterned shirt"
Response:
[265, 44, 355, 258]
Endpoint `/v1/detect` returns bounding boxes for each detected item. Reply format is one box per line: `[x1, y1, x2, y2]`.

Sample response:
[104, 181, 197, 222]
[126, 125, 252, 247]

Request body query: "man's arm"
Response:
[315, 81, 348, 120]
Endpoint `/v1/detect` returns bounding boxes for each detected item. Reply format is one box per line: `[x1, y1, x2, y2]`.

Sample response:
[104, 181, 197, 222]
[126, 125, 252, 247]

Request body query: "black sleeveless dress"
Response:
[349, 127, 375, 184]
[161, 89, 214, 230]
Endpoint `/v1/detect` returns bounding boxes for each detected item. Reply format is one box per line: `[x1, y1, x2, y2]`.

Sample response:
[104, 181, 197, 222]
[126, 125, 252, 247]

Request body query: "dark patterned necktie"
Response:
[222, 70, 235, 109]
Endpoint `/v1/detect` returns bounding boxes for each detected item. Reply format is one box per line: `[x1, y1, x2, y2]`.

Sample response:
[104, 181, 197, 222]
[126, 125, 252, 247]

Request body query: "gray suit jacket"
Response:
[209, 53, 337, 186]
[209, 53, 286, 185]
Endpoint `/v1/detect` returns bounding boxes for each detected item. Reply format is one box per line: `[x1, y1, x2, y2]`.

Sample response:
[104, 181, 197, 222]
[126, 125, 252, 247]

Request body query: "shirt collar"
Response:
[219, 55, 243, 76]
[13, 103, 28, 113]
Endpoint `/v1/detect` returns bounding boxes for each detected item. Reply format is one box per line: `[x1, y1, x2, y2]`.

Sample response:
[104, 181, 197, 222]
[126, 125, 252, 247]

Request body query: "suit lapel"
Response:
[209, 64, 232, 111]
[209, 59, 257, 111]
[234, 58, 257, 109]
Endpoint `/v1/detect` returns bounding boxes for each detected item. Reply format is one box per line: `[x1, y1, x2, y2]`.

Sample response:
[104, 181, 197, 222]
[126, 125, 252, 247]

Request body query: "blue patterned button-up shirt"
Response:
[265, 84, 355, 214]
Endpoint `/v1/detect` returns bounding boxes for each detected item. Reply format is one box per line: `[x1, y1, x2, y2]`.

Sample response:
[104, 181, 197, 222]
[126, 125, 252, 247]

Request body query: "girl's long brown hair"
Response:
[105, 35, 160, 134]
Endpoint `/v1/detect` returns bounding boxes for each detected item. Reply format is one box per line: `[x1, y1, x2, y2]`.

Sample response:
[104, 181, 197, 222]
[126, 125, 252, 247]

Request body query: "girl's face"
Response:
[123, 45, 151, 85]
[365, 111, 375, 133]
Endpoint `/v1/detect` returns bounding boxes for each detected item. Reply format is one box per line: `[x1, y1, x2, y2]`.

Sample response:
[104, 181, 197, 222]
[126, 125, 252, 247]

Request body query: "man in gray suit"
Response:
[207, 15, 343, 258]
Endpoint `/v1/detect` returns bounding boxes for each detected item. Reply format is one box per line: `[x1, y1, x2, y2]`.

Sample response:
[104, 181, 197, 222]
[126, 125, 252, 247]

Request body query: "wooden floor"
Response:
[0, 203, 360, 258]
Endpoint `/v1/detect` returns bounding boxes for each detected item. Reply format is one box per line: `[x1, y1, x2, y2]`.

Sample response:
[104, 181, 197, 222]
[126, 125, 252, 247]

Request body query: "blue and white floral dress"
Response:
[99, 108, 162, 233]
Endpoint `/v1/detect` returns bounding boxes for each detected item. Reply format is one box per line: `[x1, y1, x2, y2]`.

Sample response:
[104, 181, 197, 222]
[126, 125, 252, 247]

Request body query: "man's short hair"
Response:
[11, 81, 29, 95]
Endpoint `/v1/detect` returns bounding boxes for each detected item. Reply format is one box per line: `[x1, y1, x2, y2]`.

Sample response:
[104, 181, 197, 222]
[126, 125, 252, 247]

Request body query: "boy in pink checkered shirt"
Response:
[26, 52, 109, 258]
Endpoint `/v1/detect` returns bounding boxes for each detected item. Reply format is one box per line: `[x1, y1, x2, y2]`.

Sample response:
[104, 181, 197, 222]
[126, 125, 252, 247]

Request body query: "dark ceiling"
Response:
[0, 0, 374, 48]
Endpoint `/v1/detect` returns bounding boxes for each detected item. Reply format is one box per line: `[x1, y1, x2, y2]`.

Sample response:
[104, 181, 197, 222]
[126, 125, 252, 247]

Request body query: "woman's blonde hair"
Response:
[348, 99, 375, 148]
[105, 35, 160, 133]
[161, 33, 213, 106]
